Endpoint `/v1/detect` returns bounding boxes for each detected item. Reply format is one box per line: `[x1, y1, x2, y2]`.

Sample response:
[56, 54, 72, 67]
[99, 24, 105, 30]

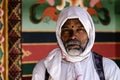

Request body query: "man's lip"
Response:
[66, 44, 80, 47]
[67, 44, 81, 49]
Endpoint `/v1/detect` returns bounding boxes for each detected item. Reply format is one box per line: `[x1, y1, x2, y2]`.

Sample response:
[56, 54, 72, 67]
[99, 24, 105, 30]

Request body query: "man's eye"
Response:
[61, 29, 73, 36]
[76, 29, 83, 32]
[62, 28, 72, 32]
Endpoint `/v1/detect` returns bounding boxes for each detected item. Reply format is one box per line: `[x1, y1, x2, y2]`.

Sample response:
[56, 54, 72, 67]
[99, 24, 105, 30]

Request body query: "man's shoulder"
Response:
[102, 57, 119, 71]
[32, 59, 46, 76]
[103, 57, 117, 66]
[102, 57, 120, 79]
[92, 52, 118, 68]
[36, 59, 45, 66]
[92, 52, 119, 70]
[33, 48, 60, 70]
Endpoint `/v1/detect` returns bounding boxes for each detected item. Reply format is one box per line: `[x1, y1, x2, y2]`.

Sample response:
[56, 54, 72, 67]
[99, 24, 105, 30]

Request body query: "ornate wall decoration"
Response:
[8, 0, 22, 80]
[0, 0, 120, 80]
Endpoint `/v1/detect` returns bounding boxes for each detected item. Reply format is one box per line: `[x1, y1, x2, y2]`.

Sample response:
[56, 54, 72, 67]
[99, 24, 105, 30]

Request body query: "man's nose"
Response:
[70, 31, 77, 39]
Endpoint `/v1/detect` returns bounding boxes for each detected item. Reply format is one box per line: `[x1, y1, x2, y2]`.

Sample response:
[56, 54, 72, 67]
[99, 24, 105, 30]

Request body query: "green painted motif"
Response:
[0, 0, 2, 3]
[22, 0, 120, 32]
[0, 48, 3, 60]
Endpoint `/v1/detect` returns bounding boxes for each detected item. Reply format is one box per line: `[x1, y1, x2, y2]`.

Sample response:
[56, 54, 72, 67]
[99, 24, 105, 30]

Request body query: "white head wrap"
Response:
[56, 6, 95, 62]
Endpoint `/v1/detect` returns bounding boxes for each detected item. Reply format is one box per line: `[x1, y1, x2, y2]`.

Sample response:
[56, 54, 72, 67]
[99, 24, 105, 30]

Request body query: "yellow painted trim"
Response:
[96, 30, 120, 33]
[22, 74, 32, 77]
[22, 30, 55, 32]
[4, 0, 8, 80]
[22, 61, 37, 64]
[22, 43, 57, 45]
[94, 42, 120, 44]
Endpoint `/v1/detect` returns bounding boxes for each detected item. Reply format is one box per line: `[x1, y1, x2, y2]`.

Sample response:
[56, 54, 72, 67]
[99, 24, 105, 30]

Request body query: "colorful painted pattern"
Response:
[0, 0, 5, 80]
[1, 0, 120, 80]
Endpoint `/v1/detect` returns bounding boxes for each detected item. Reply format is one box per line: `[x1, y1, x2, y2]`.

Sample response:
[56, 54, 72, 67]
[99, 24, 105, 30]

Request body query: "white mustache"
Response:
[65, 39, 83, 50]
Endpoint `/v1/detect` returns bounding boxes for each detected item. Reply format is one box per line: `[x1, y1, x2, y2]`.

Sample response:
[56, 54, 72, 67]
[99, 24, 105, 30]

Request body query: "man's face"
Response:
[61, 18, 88, 56]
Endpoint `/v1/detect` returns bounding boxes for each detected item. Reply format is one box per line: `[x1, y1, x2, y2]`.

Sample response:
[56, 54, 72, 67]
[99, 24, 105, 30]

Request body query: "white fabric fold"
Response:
[44, 48, 62, 80]
[66, 63, 76, 80]
[44, 48, 85, 80]
[66, 62, 83, 80]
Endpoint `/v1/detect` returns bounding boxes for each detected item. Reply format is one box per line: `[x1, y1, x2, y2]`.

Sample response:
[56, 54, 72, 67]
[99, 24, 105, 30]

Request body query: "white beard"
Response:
[65, 39, 88, 56]
[67, 49, 82, 56]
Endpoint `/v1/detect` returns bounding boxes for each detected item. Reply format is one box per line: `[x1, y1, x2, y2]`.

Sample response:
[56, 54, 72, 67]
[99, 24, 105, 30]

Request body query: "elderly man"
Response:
[32, 6, 120, 80]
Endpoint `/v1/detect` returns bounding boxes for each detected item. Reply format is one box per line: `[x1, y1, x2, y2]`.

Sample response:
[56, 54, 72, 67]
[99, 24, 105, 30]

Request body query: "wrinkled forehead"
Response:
[62, 18, 84, 28]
